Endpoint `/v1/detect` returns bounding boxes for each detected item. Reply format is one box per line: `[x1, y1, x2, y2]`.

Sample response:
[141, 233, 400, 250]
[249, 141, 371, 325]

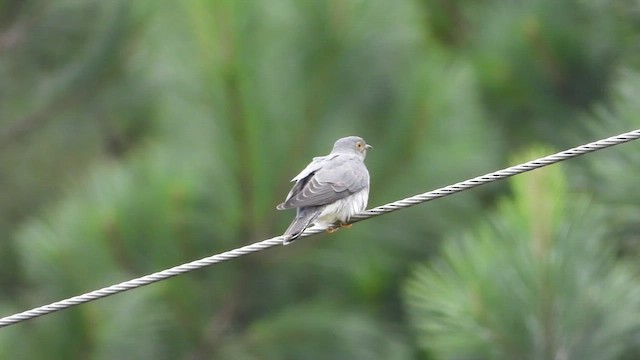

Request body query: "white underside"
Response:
[311, 188, 369, 229]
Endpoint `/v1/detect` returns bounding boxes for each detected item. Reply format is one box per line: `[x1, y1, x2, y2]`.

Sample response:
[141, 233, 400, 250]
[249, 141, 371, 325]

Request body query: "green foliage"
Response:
[575, 70, 640, 258]
[1, 0, 640, 358]
[0, 0, 155, 296]
[423, 0, 639, 143]
[1, 1, 503, 358]
[405, 151, 640, 359]
[216, 301, 413, 360]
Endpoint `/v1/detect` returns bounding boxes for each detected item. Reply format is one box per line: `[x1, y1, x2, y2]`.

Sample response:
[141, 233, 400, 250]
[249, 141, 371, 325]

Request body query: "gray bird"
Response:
[277, 136, 372, 244]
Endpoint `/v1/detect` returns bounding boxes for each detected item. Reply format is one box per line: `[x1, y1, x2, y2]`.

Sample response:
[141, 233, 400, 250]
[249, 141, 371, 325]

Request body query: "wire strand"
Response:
[2, 128, 640, 328]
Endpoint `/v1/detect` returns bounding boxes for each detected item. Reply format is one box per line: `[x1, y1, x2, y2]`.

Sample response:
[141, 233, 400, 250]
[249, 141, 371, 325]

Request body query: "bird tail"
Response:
[282, 208, 319, 244]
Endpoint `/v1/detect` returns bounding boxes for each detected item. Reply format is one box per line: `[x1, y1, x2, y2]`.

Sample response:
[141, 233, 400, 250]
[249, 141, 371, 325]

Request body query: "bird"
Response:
[277, 136, 372, 244]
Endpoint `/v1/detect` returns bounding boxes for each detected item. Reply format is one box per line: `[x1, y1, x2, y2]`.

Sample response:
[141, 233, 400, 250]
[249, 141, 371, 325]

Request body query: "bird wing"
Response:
[277, 154, 368, 210]
[290, 154, 334, 182]
[276, 155, 332, 209]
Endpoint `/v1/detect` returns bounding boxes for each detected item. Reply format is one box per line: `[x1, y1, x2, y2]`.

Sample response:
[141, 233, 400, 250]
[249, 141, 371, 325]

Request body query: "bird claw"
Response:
[325, 222, 352, 233]
[326, 226, 339, 233]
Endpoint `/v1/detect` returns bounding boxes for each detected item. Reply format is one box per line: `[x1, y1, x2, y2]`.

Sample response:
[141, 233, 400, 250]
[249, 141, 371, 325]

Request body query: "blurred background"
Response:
[1, 0, 640, 359]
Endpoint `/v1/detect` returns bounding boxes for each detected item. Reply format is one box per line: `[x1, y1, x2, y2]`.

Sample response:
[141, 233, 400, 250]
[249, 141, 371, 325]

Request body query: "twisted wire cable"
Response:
[1, 128, 640, 328]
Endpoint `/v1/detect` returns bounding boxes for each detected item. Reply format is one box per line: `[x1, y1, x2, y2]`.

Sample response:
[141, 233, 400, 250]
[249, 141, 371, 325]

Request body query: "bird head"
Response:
[332, 136, 372, 158]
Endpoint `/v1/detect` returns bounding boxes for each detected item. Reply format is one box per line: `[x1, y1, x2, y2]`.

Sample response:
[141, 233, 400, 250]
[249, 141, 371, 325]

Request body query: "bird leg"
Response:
[325, 222, 352, 233]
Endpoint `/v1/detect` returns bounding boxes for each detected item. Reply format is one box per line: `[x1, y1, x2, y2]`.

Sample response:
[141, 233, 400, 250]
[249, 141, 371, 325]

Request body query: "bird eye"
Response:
[356, 142, 363, 149]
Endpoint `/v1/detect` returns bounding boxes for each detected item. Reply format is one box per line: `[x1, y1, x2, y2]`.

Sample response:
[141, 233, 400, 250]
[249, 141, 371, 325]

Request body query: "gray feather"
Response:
[282, 207, 321, 244]
[277, 154, 368, 209]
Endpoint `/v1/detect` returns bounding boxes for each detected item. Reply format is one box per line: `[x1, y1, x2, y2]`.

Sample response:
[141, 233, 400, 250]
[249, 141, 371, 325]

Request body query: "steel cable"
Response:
[1, 128, 639, 328]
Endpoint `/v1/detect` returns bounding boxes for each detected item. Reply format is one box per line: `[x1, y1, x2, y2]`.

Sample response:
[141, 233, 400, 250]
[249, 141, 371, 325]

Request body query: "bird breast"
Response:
[315, 188, 369, 227]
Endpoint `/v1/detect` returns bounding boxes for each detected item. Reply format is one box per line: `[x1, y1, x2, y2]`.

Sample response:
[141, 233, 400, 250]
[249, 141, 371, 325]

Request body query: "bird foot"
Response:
[325, 222, 352, 233]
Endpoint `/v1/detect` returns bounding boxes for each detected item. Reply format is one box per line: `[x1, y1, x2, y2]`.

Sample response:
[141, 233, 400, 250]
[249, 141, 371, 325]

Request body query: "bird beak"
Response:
[365, 144, 373, 150]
